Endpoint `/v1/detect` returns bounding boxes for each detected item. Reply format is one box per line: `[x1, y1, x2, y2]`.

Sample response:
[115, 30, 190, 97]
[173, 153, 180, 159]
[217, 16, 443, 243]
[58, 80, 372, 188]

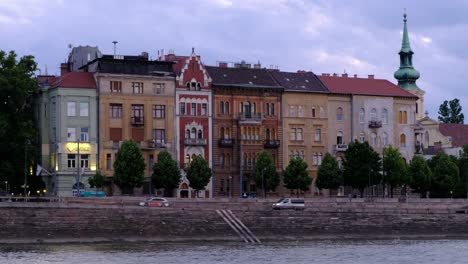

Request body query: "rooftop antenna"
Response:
[112, 41, 118, 56]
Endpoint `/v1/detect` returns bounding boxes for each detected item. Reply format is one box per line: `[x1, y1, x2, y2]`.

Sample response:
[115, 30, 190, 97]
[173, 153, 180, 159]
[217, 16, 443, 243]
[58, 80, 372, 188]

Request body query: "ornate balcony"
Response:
[368, 120, 382, 128]
[131, 116, 144, 126]
[184, 138, 207, 146]
[219, 138, 234, 147]
[264, 139, 280, 149]
[335, 144, 348, 152]
[238, 112, 262, 124]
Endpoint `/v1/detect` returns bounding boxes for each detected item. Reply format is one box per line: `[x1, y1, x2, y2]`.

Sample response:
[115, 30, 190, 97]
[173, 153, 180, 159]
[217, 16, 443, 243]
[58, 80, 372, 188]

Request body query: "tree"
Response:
[316, 153, 342, 193]
[152, 150, 181, 197]
[455, 145, 468, 198]
[88, 171, 105, 191]
[113, 140, 145, 194]
[186, 155, 212, 197]
[408, 156, 432, 198]
[383, 147, 409, 197]
[430, 153, 459, 197]
[343, 140, 381, 197]
[254, 151, 280, 197]
[283, 157, 311, 197]
[438, 98, 464, 124]
[0, 50, 43, 194]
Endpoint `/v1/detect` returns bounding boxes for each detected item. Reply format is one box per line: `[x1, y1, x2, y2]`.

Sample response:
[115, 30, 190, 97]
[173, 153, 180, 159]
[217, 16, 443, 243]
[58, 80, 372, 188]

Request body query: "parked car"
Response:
[272, 198, 305, 210]
[139, 197, 170, 207]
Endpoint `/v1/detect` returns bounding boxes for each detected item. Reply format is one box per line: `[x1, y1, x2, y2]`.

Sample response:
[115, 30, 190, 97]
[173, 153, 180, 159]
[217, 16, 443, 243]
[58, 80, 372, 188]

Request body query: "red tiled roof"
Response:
[51, 72, 96, 89]
[439, 123, 468, 147]
[319, 75, 418, 98]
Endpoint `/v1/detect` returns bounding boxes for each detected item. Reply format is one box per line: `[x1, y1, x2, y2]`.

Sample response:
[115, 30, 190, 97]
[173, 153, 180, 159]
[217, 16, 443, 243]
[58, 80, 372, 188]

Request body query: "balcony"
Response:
[184, 138, 207, 146]
[219, 138, 234, 147]
[368, 120, 382, 128]
[141, 140, 166, 150]
[264, 139, 280, 149]
[335, 144, 348, 152]
[238, 112, 262, 124]
[131, 116, 144, 126]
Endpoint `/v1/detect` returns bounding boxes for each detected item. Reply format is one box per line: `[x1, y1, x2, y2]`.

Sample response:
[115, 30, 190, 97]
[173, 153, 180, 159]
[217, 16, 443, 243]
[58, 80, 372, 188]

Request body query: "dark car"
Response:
[139, 197, 170, 207]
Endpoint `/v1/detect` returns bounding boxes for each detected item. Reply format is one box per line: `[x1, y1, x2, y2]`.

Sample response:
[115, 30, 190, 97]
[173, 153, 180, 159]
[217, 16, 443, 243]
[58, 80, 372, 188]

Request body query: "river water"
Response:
[1, 240, 467, 264]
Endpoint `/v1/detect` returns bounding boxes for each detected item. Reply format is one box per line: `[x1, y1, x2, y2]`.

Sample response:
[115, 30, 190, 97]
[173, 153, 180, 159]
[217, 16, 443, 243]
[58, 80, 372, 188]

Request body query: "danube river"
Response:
[1, 240, 467, 264]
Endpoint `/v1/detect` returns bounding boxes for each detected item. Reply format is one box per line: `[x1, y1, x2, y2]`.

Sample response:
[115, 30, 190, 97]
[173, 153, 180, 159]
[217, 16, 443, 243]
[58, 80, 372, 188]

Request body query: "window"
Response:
[336, 107, 343, 121]
[153, 105, 166, 119]
[198, 130, 202, 139]
[153, 83, 165, 94]
[67, 154, 76, 168]
[220, 101, 224, 114]
[202, 103, 207, 116]
[106, 154, 112, 170]
[131, 104, 144, 123]
[80, 154, 89, 168]
[79, 102, 89, 117]
[80, 127, 89, 142]
[67, 102, 76, 116]
[67, 128, 76, 141]
[359, 132, 365, 143]
[312, 107, 316, 118]
[290, 128, 303, 141]
[110, 81, 122, 93]
[359, 108, 365, 124]
[225, 102, 230, 114]
[400, 134, 406, 147]
[337, 131, 343, 144]
[191, 103, 197, 116]
[382, 109, 388, 124]
[403, 111, 408, 124]
[382, 132, 389, 146]
[371, 133, 377, 146]
[320, 107, 325, 118]
[399, 111, 408, 124]
[315, 129, 321, 142]
[416, 103, 419, 114]
[149, 154, 154, 171]
[252, 102, 256, 113]
[318, 153, 323, 165]
[180, 102, 186, 115]
[271, 103, 275, 116]
[110, 104, 122, 118]
[185, 129, 190, 139]
[298, 106, 303, 117]
[132, 82, 144, 94]
[153, 129, 166, 144]
[290, 128, 296, 141]
[266, 103, 270, 115]
[370, 108, 377, 122]
[313, 153, 323, 166]
[220, 154, 225, 168]
[289, 106, 295, 117]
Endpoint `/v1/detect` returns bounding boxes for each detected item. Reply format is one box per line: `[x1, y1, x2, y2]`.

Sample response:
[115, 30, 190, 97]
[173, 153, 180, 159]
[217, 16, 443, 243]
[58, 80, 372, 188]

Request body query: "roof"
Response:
[270, 71, 329, 93]
[439, 123, 468, 148]
[206, 66, 281, 89]
[95, 58, 174, 76]
[319, 75, 418, 98]
[50, 72, 96, 89]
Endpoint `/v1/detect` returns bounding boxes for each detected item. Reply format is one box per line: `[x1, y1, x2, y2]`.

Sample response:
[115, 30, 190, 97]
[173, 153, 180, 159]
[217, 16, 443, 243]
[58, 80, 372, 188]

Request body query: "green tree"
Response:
[186, 155, 212, 197]
[88, 171, 105, 191]
[113, 140, 145, 194]
[408, 155, 432, 198]
[316, 153, 342, 192]
[383, 147, 409, 197]
[283, 157, 311, 197]
[430, 153, 459, 197]
[438, 98, 464, 124]
[455, 145, 468, 198]
[152, 150, 181, 197]
[254, 151, 280, 197]
[0, 50, 43, 194]
[343, 140, 381, 197]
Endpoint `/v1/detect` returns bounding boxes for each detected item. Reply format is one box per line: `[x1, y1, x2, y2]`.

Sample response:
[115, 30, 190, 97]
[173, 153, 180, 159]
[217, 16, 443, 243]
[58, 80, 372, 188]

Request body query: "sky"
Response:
[1, 0, 467, 119]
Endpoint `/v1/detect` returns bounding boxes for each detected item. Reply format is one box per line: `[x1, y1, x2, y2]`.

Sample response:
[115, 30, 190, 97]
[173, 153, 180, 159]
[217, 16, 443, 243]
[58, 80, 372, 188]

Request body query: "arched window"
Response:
[289, 105, 295, 117]
[400, 134, 406, 147]
[336, 107, 343, 121]
[220, 127, 225, 139]
[265, 128, 271, 140]
[220, 101, 224, 114]
[398, 111, 403, 124]
[191, 127, 196, 139]
[197, 82, 201, 90]
[359, 132, 365, 143]
[185, 129, 190, 139]
[370, 108, 377, 122]
[198, 130, 202, 139]
[186, 82, 190, 90]
[266, 103, 270, 116]
[244, 101, 251, 116]
[225, 102, 230, 114]
[359, 108, 365, 124]
[382, 132, 388, 146]
[371, 133, 377, 146]
[382, 109, 388, 124]
[425, 131, 429, 147]
[337, 131, 344, 145]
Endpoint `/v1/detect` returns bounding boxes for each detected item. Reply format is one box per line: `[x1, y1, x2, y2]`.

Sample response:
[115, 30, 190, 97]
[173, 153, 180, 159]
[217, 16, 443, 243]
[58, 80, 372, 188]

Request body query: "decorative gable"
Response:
[176, 54, 212, 88]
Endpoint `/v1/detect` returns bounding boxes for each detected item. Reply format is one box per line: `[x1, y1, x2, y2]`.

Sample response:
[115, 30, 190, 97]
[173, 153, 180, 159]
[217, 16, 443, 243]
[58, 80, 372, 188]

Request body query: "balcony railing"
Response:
[142, 140, 166, 149]
[184, 138, 207, 146]
[218, 138, 234, 147]
[335, 144, 348, 152]
[368, 120, 382, 128]
[131, 116, 144, 126]
[238, 112, 262, 124]
[264, 139, 280, 149]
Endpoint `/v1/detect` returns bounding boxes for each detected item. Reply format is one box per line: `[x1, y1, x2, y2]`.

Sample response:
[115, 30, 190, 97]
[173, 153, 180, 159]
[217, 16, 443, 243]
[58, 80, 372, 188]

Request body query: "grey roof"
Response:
[85, 56, 174, 76]
[68, 46, 102, 71]
[270, 71, 329, 93]
[206, 66, 281, 89]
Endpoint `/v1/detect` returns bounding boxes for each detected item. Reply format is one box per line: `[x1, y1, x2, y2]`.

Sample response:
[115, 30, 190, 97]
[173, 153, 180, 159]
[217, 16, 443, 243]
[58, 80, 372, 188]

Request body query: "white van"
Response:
[272, 198, 305, 210]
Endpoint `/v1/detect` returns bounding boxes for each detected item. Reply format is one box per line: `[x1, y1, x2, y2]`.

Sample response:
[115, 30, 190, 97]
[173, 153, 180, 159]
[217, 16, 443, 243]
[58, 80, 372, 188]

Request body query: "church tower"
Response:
[394, 11, 426, 120]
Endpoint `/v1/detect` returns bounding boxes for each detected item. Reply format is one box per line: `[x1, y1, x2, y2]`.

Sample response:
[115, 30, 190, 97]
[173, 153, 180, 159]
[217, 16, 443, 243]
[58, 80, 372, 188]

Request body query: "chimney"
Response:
[342, 73, 348, 78]
[332, 73, 338, 77]
[60, 63, 70, 76]
[354, 74, 358, 78]
[368, 74, 374, 79]
[218, 62, 228, 68]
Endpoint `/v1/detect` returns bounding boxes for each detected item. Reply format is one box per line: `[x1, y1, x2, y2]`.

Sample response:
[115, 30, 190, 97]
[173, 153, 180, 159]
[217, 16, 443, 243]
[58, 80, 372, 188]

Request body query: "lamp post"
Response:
[23, 139, 30, 199]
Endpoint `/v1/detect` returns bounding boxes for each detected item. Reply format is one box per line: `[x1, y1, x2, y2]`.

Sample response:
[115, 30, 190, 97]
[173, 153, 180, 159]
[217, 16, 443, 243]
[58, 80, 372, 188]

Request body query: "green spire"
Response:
[394, 10, 420, 91]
